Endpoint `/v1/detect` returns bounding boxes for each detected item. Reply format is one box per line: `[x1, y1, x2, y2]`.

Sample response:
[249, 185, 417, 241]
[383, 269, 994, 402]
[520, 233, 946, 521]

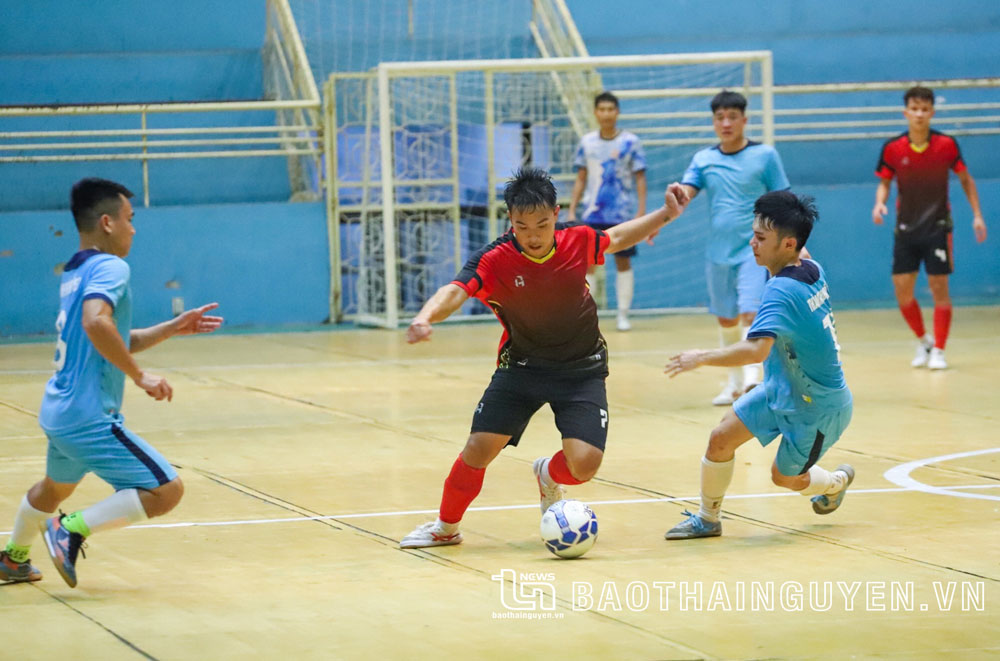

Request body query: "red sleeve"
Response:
[949, 137, 967, 174]
[452, 244, 494, 299]
[875, 142, 895, 180]
[587, 225, 611, 267]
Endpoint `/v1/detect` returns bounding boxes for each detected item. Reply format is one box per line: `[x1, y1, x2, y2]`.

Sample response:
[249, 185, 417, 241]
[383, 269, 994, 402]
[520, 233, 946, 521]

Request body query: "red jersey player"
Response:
[873, 86, 987, 370]
[399, 167, 690, 549]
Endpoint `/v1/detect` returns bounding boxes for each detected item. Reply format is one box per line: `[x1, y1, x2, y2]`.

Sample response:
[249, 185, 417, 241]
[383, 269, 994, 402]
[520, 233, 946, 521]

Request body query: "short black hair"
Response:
[753, 190, 817, 250]
[594, 91, 619, 109]
[503, 167, 557, 214]
[70, 177, 134, 232]
[904, 86, 934, 106]
[710, 90, 747, 114]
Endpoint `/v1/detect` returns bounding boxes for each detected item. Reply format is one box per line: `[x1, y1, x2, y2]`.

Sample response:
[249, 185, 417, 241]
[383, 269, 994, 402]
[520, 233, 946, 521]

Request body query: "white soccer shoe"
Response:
[399, 520, 463, 549]
[532, 457, 566, 513]
[616, 312, 631, 332]
[911, 338, 933, 367]
[927, 347, 948, 370]
[711, 384, 742, 406]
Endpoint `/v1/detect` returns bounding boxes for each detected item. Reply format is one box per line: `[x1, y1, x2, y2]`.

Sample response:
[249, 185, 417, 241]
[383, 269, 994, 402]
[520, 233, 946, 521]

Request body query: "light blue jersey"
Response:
[573, 130, 647, 226]
[682, 141, 790, 264]
[40, 249, 132, 433]
[745, 259, 851, 417]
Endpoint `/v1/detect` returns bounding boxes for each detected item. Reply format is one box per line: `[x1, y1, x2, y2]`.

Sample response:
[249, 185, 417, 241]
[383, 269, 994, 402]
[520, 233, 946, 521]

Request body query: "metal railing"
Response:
[0, 0, 321, 207]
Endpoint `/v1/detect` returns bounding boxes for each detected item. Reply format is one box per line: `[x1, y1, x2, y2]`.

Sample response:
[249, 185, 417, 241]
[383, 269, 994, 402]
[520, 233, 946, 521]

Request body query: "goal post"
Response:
[328, 51, 774, 327]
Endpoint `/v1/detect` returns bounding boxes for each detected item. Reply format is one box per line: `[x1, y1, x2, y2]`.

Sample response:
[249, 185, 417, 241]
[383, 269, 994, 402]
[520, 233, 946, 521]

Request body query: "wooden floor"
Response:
[1, 307, 998, 660]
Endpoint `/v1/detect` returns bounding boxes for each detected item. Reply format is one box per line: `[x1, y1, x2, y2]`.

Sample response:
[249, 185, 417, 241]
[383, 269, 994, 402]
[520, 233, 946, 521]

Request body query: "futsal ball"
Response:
[540, 499, 598, 559]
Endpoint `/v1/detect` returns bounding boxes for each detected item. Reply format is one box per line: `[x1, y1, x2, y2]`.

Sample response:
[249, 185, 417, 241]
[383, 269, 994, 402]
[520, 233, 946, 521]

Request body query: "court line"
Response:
[883, 448, 1000, 502]
[4, 336, 999, 375]
[4, 483, 995, 536]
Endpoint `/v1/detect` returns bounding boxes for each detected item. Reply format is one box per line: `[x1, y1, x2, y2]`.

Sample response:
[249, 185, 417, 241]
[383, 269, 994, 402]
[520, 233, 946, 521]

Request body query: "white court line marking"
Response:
[883, 447, 1000, 502]
[3, 483, 996, 535]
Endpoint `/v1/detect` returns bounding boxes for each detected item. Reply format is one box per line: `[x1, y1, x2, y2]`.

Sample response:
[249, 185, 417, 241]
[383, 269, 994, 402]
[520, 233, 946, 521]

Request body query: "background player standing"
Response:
[568, 92, 647, 331]
[0, 178, 222, 587]
[873, 86, 987, 370]
[680, 90, 790, 405]
[664, 191, 854, 540]
[399, 168, 689, 549]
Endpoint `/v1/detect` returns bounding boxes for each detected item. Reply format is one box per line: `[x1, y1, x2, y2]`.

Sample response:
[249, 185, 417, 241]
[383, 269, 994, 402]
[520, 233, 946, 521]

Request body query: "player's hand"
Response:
[973, 216, 987, 243]
[406, 319, 433, 343]
[664, 350, 705, 378]
[872, 203, 887, 225]
[135, 372, 173, 401]
[664, 182, 690, 218]
[172, 302, 224, 336]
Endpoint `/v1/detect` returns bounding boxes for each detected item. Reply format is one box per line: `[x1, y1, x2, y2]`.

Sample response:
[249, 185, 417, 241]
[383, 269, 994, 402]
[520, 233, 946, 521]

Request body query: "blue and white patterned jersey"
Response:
[573, 130, 647, 226]
[745, 259, 852, 417]
[682, 141, 789, 264]
[39, 249, 133, 433]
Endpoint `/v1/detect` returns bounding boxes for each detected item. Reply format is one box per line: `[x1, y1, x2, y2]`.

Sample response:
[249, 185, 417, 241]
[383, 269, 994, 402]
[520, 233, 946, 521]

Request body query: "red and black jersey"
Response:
[453, 222, 611, 370]
[875, 130, 966, 237]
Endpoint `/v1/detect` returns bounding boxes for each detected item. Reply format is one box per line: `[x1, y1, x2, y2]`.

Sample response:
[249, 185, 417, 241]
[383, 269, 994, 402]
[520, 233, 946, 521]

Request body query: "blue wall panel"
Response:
[0, 201, 329, 337]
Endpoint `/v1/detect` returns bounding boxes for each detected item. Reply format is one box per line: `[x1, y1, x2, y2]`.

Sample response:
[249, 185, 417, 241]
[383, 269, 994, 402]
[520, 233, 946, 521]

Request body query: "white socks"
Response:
[10, 495, 52, 548]
[698, 456, 734, 523]
[616, 269, 634, 314]
[719, 325, 743, 391]
[798, 465, 848, 496]
[585, 272, 597, 296]
[81, 488, 148, 535]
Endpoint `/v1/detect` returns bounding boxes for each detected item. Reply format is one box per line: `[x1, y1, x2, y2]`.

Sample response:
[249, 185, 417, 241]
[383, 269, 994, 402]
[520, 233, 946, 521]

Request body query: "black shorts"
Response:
[892, 230, 953, 275]
[470, 368, 610, 451]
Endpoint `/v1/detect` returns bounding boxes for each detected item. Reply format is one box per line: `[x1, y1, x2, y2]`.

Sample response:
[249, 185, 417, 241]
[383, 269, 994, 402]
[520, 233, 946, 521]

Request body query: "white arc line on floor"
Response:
[883, 448, 1000, 502]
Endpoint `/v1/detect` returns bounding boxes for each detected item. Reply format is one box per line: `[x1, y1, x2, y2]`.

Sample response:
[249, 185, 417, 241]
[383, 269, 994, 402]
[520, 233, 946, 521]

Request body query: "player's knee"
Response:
[706, 426, 735, 458]
[146, 478, 184, 518]
[565, 448, 603, 482]
[770, 464, 803, 489]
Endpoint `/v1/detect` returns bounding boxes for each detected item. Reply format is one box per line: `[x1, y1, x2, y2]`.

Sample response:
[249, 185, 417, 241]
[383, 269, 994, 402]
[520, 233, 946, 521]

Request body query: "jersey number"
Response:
[822, 312, 842, 363]
[53, 309, 68, 372]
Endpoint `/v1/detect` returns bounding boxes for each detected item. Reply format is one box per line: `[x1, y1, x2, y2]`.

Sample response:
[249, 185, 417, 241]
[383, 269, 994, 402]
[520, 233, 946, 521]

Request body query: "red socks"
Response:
[899, 299, 926, 338]
[934, 306, 952, 350]
[547, 451, 585, 486]
[439, 455, 485, 524]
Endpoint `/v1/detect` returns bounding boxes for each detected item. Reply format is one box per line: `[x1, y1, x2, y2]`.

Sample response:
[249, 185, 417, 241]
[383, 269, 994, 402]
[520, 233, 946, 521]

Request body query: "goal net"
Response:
[328, 52, 774, 327]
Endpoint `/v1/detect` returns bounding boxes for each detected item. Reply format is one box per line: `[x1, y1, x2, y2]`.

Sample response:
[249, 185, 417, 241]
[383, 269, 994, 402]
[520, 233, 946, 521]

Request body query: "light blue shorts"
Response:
[706, 255, 767, 319]
[733, 385, 853, 476]
[44, 416, 177, 490]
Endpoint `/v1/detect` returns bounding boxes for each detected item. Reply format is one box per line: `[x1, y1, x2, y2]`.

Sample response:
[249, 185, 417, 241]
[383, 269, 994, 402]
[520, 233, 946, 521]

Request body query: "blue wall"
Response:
[0, 201, 329, 337]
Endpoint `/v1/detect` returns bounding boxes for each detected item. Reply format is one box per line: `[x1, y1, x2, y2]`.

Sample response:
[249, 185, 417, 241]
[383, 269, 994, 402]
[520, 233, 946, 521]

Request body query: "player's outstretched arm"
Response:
[406, 284, 470, 343]
[606, 182, 690, 254]
[130, 302, 223, 354]
[872, 177, 892, 225]
[957, 170, 987, 243]
[82, 299, 172, 401]
[665, 337, 773, 378]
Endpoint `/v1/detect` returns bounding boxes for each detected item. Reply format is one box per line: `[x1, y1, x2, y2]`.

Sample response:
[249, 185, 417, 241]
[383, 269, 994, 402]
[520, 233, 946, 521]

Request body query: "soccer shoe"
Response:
[533, 457, 566, 513]
[40, 514, 86, 588]
[616, 312, 631, 332]
[0, 551, 42, 583]
[911, 340, 932, 367]
[927, 347, 947, 370]
[711, 384, 741, 406]
[664, 510, 722, 540]
[811, 464, 856, 515]
[399, 521, 463, 549]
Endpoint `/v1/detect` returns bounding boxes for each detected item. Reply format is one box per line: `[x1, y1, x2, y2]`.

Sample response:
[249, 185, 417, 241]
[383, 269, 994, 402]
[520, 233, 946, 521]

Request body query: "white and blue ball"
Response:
[540, 499, 598, 559]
